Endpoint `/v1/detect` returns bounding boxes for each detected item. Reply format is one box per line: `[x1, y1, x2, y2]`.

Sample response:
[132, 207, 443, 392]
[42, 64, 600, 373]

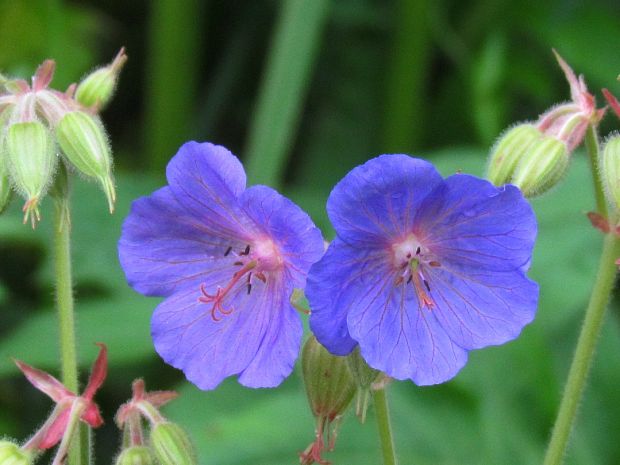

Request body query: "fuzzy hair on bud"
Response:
[0, 440, 32, 465]
[602, 133, 620, 211]
[511, 135, 569, 197]
[55, 110, 115, 212]
[5, 120, 56, 225]
[149, 423, 197, 465]
[115, 446, 155, 465]
[487, 123, 541, 186]
[0, 154, 11, 214]
[75, 48, 127, 110]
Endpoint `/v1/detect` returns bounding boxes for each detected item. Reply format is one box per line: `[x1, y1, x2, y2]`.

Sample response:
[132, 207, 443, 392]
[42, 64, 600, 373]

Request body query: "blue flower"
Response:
[118, 142, 324, 389]
[306, 155, 538, 385]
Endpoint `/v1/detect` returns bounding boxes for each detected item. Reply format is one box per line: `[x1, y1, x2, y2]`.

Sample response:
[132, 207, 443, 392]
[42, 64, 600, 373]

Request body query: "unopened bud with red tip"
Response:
[346, 347, 381, 423]
[602, 134, 620, 210]
[75, 48, 127, 110]
[5, 114, 56, 226]
[150, 423, 197, 465]
[300, 336, 356, 465]
[511, 135, 569, 197]
[55, 111, 115, 212]
[0, 440, 33, 465]
[487, 123, 541, 186]
[115, 446, 155, 465]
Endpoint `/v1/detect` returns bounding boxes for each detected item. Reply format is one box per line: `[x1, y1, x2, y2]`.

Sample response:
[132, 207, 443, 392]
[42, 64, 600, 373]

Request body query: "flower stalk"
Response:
[372, 387, 397, 465]
[543, 123, 620, 465]
[52, 177, 84, 465]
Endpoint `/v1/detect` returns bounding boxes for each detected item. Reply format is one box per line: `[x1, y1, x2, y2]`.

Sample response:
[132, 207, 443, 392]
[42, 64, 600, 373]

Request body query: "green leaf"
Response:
[244, 0, 331, 188]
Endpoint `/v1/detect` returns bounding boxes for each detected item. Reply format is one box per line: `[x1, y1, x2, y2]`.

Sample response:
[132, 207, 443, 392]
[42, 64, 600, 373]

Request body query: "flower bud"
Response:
[55, 110, 115, 212]
[602, 134, 620, 210]
[346, 347, 381, 423]
[487, 123, 541, 185]
[5, 120, 56, 225]
[511, 135, 569, 197]
[115, 446, 155, 465]
[302, 336, 356, 421]
[0, 155, 11, 214]
[75, 48, 127, 110]
[300, 337, 356, 464]
[149, 423, 197, 465]
[0, 440, 32, 465]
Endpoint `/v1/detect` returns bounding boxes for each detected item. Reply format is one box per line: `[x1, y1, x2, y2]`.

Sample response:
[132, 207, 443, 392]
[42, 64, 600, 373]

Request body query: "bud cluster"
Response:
[487, 51, 605, 197]
[0, 49, 126, 226]
[114, 379, 197, 465]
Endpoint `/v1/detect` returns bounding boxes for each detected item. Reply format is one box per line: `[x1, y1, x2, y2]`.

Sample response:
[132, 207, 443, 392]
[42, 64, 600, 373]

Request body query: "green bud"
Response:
[511, 135, 569, 197]
[150, 423, 197, 465]
[346, 347, 381, 423]
[487, 124, 541, 185]
[602, 135, 620, 210]
[75, 48, 127, 109]
[0, 440, 32, 465]
[55, 111, 115, 212]
[301, 336, 356, 421]
[115, 446, 155, 465]
[0, 154, 11, 214]
[5, 121, 56, 225]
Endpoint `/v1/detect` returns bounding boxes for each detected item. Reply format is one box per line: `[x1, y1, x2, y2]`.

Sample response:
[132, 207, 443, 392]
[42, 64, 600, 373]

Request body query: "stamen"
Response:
[198, 261, 257, 321]
[411, 272, 434, 308]
[240, 245, 250, 256]
[224, 246, 232, 257]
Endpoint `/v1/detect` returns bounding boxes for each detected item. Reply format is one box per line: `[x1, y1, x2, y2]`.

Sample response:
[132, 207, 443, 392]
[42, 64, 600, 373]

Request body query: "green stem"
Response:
[585, 124, 608, 219]
[543, 124, 619, 465]
[543, 233, 620, 465]
[372, 387, 398, 465]
[53, 194, 82, 465]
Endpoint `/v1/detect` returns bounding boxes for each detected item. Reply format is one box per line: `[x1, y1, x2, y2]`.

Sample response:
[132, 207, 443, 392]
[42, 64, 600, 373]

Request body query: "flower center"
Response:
[391, 234, 440, 309]
[199, 238, 283, 321]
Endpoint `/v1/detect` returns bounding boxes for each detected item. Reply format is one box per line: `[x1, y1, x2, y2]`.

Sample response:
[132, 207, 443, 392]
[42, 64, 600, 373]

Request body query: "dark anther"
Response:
[406, 275, 412, 284]
[424, 279, 431, 292]
[416, 247, 421, 255]
[429, 261, 441, 267]
[224, 246, 233, 257]
[240, 245, 250, 256]
[233, 261, 243, 266]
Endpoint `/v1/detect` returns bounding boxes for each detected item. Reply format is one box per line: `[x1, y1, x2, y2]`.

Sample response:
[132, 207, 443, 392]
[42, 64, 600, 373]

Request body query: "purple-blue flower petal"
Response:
[240, 185, 324, 289]
[306, 239, 373, 355]
[415, 175, 536, 272]
[427, 266, 538, 350]
[343, 272, 469, 385]
[151, 276, 301, 390]
[166, 142, 255, 241]
[327, 155, 443, 247]
[119, 186, 243, 297]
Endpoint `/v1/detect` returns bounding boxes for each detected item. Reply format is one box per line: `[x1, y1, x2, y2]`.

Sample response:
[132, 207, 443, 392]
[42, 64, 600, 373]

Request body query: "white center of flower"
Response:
[391, 234, 423, 267]
[251, 238, 283, 271]
[390, 234, 438, 309]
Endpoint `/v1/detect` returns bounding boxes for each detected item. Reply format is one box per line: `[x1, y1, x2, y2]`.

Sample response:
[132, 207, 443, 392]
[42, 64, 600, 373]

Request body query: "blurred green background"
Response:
[1, 0, 620, 463]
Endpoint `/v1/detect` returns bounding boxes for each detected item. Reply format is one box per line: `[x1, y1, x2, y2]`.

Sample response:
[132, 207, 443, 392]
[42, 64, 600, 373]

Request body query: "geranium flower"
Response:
[306, 155, 538, 385]
[118, 142, 324, 389]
